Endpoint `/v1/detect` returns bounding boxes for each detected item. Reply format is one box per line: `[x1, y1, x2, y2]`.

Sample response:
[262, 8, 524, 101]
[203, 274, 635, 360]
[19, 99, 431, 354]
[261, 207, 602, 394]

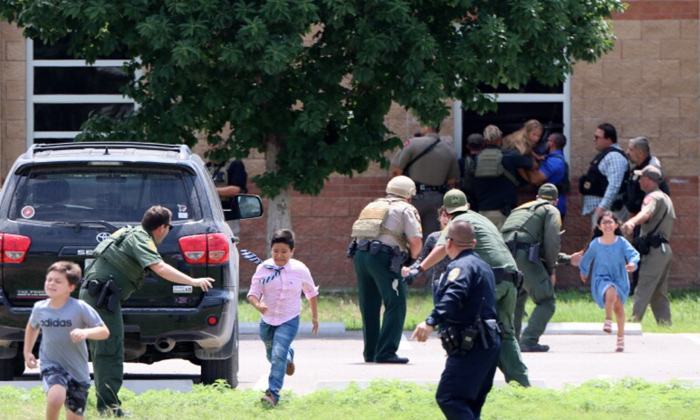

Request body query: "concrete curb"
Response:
[240, 322, 642, 337]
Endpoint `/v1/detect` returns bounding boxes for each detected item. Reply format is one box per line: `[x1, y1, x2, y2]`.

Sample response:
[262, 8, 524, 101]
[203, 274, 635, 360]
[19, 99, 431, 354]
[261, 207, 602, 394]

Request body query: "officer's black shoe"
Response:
[375, 355, 409, 364]
[519, 343, 550, 353]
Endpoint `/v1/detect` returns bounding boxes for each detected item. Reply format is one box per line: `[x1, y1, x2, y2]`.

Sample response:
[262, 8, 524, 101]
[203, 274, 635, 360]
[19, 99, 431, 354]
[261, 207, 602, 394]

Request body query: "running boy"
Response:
[24, 261, 110, 420]
[247, 229, 319, 407]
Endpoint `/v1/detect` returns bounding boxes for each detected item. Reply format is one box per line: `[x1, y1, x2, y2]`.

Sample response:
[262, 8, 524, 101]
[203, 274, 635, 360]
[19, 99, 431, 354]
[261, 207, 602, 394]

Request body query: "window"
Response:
[26, 38, 138, 145]
[453, 78, 570, 159]
[10, 168, 200, 223]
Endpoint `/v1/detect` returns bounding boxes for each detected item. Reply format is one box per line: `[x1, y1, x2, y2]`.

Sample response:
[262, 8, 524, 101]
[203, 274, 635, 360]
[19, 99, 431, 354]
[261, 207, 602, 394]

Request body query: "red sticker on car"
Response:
[21, 206, 35, 219]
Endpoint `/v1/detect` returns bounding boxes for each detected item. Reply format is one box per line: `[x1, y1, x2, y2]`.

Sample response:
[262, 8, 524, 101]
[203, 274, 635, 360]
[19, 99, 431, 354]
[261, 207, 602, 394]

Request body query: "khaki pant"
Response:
[631, 245, 672, 325]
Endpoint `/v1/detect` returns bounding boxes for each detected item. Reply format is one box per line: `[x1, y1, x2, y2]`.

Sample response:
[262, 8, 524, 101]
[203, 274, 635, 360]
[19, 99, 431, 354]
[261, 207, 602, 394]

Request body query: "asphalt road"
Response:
[5, 330, 700, 395]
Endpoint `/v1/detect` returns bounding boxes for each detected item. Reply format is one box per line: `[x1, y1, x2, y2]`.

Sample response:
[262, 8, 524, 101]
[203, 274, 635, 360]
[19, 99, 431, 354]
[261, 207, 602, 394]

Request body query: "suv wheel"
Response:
[201, 318, 239, 388]
[0, 358, 13, 381]
[13, 352, 25, 377]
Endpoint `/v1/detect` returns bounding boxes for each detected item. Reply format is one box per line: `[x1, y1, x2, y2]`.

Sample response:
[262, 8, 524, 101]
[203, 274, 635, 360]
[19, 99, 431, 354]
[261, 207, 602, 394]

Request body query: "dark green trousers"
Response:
[495, 280, 530, 387]
[513, 253, 556, 346]
[354, 250, 406, 362]
[79, 288, 124, 414]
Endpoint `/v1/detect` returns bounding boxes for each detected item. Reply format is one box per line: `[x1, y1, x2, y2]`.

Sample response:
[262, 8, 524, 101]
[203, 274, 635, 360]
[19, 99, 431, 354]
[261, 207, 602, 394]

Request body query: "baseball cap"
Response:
[538, 183, 559, 201]
[443, 189, 470, 214]
[633, 165, 663, 183]
[466, 133, 484, 148]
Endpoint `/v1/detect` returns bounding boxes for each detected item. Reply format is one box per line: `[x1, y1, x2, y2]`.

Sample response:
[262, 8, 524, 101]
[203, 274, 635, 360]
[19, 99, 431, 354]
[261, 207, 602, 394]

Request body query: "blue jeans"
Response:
[259, 316, 299, 402]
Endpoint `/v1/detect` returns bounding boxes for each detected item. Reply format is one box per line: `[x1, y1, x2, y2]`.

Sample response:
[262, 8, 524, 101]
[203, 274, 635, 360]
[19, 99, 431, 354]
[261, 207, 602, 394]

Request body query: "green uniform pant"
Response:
[354, 250, 406, 362]
[632, 246, 672, 325]
[79, 287, 124, 413]
[495, 280, 530, 387]
[513, 253, 556, 346]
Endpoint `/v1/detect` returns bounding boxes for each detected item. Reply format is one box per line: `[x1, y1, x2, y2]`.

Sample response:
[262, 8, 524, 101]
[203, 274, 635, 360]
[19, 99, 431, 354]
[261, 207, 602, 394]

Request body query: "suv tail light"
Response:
[178, 233, 229, 264]
[0, 233, 32, 264]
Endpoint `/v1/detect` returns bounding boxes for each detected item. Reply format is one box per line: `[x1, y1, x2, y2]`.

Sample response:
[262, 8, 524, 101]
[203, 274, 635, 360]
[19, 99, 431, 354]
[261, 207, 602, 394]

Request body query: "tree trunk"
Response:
[265, 134, 292, 254]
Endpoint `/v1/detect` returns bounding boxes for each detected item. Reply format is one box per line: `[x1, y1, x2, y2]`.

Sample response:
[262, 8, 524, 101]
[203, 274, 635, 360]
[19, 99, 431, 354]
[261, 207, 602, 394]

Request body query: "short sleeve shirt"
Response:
[377, 199, 422, 247]
[392, 134, 460, 186]
[84, 226, 162, 293]
[437, 210, 518, 272]
[29, 298, 104, 383]
[640, 190, 676, 239]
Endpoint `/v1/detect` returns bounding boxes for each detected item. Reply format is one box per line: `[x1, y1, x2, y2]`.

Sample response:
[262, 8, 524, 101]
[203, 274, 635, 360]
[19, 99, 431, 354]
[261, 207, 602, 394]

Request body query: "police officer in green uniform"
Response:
[501, 183, 561, 352]
[391, 125, 460, 238]
[79, 206, 214, 416]
[405, 189, 530, 386]
[349, 176, 423, 363]
[622, 166, 675, 325]
[207, 158, 248, 236]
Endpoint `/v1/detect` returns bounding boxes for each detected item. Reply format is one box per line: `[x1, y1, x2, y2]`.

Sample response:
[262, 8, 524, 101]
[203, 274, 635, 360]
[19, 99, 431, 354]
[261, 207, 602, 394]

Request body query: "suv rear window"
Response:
[9, 167, 202, 223]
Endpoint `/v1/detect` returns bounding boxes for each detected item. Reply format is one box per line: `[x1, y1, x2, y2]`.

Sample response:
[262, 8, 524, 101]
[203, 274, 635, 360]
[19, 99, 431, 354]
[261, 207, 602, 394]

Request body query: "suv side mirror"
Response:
[226, 194, 264, 221]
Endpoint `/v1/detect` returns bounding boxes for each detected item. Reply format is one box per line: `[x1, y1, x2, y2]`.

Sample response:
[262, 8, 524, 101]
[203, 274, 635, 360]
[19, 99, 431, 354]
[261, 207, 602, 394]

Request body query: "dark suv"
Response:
[0, 142, 262, 385]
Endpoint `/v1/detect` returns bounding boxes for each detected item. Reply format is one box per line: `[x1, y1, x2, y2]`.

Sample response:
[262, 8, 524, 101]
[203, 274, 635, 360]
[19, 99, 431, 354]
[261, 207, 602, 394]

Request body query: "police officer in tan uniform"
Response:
[349, 176, 423, 363]
[391, 125, 460, 238]
[207, 158, 248, 236]
[622, 166, 675, 325]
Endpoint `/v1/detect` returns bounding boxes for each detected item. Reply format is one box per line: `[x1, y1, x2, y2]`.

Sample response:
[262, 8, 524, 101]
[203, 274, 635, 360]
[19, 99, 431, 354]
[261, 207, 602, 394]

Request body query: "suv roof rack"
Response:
[31, 142, 189, 155]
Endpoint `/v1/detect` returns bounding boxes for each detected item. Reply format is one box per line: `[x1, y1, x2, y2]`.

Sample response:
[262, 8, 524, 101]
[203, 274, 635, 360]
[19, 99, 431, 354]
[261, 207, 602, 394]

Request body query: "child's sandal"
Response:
[603, 319, 613, 334]
[615, 337, 625, 352]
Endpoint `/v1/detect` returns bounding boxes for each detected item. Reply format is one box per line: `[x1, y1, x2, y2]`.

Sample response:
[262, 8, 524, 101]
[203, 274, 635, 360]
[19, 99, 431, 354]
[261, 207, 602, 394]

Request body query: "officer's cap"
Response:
[538, 183, 559, 202]
[443, 189, 469, 214]
[634, 165, 663, 183]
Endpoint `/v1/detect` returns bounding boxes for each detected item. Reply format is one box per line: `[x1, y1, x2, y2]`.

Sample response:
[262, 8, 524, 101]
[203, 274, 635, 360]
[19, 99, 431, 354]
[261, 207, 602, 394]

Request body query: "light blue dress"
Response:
[579, 236, 640, 308]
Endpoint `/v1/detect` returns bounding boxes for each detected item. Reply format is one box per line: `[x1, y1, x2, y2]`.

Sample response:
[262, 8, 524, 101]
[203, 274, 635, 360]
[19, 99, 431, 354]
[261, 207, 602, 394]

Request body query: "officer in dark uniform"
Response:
[207, 158, 248, 236]
[412, 221, 501, 420]
[79, 206, 214, 417]
[349, 176, 423, 363]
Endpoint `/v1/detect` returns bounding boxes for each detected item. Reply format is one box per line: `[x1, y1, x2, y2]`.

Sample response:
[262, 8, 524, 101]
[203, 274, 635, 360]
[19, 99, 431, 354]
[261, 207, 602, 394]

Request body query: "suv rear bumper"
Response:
[0, 289, 237, 358]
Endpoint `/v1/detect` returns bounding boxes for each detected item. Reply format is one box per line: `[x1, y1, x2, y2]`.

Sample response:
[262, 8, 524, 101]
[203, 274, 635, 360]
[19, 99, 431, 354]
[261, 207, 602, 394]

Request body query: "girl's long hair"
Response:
[583, 211, 623, 252]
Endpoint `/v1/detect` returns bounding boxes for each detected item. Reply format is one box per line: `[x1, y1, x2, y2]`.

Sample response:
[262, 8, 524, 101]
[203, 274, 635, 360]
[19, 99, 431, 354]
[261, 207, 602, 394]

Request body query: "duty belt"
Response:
[415, 182, 444, 192]
[356, 240, 400, 256]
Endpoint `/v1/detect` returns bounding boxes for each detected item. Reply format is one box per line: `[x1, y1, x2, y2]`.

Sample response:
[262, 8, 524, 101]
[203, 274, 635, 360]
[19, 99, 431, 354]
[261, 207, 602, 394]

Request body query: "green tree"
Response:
[0, 0, 624, 234]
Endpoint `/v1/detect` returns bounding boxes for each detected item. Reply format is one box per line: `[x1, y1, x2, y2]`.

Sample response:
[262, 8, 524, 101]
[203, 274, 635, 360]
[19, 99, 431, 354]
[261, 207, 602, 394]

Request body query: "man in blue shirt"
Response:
[526, 133, 568, 218]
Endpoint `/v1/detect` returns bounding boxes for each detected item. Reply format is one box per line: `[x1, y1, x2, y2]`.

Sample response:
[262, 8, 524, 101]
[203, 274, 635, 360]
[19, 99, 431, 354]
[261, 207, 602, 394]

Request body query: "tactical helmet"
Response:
[386, 176, 416, 199]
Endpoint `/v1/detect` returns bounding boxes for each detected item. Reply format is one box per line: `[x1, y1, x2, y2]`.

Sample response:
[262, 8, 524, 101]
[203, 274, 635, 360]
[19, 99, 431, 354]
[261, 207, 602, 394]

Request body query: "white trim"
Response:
[26, 39, 35, 150]
[33, 59, 130, 67]
[34, 132, 81, 139]
[33, 95, 135, 104]
[26, 38, 137, 145]
[483, 93, 566, 103]
[452, 78, 571, 161]
[453, 100, 463, 156]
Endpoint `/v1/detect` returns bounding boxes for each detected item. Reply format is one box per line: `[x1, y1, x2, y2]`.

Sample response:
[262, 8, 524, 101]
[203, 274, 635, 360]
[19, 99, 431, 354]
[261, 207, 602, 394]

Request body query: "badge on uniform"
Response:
[447, 268, 461, 282]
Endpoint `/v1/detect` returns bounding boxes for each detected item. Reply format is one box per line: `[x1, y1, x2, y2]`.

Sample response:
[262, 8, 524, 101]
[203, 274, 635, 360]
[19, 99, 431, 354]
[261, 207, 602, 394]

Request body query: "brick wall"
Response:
[0, 23, 26, 180]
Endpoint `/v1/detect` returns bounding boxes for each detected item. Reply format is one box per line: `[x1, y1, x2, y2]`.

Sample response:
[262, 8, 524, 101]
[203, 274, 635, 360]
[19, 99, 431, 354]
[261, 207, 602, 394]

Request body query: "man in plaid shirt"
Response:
[580, 123, 630, 228]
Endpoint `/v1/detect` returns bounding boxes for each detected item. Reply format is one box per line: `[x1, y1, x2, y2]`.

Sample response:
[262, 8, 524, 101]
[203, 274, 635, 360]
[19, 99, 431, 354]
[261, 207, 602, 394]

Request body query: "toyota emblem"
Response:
[96, 232, 111, 242]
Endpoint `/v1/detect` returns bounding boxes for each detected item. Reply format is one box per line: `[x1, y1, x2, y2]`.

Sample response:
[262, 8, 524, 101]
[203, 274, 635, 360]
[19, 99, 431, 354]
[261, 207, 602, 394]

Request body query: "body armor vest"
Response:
[351, 198, 409, 251]
[89, 226, 146, 289]
[501, 200, 551, 244]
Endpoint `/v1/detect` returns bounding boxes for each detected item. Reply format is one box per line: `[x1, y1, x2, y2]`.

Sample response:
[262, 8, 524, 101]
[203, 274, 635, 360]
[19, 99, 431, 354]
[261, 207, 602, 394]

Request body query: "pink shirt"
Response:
[247, 258, 319, 326]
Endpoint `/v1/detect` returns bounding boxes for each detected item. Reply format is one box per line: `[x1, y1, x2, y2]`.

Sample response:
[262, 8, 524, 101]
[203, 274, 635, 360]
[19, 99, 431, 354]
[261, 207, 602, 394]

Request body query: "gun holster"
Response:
[346, 239, 358, 258]
[82, 279, 103, 297]
[527, 243, 541, 264]
[96, 278, 123, 313]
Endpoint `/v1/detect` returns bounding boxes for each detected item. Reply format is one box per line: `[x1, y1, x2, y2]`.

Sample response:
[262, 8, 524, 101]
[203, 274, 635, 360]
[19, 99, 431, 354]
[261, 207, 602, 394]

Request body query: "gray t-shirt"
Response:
[29, 298, 104, 383]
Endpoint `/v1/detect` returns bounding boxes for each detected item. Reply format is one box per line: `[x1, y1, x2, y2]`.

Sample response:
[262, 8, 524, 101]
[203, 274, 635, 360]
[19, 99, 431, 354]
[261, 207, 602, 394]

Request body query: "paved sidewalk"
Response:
[239, 321, 643, 337]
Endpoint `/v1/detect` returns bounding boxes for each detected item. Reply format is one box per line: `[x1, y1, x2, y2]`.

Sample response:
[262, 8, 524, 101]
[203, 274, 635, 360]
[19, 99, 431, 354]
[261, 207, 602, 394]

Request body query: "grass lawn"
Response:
[1, 379, 698, 420]
[238, 288, 700, 333]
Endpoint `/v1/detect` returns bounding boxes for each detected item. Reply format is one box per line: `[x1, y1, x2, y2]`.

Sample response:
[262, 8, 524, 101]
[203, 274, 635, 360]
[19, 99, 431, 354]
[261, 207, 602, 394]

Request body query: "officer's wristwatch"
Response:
[425, 316, 437, 327]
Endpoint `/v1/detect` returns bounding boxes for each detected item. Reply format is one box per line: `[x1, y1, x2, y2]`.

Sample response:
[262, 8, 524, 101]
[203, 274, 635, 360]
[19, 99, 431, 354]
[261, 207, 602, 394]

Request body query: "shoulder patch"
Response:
[403, 139, 411, 147]
[642, 195, 653, 206]
[147, 240, 157, 252]
[447, 267, 461, 282]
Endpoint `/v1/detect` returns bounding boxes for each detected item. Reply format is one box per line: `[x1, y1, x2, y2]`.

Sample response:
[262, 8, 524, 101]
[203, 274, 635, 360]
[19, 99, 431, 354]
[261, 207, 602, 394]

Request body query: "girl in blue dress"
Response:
[579, 212, 640, 352]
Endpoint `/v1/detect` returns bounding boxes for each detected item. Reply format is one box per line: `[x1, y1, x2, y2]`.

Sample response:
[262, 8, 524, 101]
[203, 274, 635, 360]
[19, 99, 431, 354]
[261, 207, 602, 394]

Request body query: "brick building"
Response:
[1, 1, 698, 290]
